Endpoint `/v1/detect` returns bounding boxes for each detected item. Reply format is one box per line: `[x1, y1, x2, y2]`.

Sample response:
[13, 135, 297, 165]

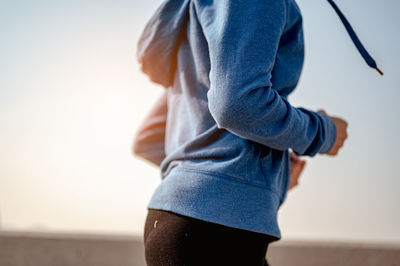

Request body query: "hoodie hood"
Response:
[136, 0, 190, 88]
[136, 0, 382, 89]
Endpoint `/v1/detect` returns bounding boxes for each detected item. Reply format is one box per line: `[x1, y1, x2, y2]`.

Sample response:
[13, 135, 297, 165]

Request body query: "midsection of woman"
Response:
[133, 1, 340, 265]
[137, 0, 336, 240]
[134, 1, 339, 265]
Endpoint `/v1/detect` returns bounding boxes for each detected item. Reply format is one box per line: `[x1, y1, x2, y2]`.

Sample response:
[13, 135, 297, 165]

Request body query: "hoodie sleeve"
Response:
[132, 91, 167, 166]
[195, 0, 336, 156]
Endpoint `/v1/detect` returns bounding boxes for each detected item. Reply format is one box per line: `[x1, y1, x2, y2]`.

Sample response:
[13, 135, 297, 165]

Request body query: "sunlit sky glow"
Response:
[1, 0, 399, 243]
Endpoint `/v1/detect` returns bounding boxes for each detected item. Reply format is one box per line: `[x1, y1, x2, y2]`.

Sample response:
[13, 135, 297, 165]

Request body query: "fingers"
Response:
[324, 114, 349, 156]
[316, 110, 350, 156]
[327, 135, 347, 155]
[335, 122, 348, 154]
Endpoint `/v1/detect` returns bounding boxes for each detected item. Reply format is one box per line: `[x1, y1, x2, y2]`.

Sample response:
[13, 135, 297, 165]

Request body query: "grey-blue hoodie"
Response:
[135, 0, 337, 238]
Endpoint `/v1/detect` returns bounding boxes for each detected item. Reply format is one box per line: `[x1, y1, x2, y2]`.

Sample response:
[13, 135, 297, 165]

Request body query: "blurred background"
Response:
[1, 0, 399, 247]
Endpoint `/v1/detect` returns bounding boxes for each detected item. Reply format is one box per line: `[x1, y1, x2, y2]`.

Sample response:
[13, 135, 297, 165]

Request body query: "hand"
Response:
[317, 110, 348, 156]
[289, 152, 306, 190]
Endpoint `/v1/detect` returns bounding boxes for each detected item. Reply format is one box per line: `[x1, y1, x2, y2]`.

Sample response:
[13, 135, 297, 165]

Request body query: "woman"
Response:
[132, 0, 381, 264]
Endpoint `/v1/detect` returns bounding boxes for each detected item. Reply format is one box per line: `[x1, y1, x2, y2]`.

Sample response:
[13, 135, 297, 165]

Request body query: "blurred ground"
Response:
[1, 231, 399, 266]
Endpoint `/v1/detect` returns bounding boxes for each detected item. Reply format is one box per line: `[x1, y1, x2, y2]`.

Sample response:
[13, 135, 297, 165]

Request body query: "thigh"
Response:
[144, 209, 277, 266]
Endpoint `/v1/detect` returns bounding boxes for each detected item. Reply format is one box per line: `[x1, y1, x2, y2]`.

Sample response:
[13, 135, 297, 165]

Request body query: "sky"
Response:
[0, 0, 399, 243]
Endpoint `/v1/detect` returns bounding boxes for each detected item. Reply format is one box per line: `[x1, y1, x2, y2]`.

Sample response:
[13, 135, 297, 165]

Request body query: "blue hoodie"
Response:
[135, 0, 338, 239]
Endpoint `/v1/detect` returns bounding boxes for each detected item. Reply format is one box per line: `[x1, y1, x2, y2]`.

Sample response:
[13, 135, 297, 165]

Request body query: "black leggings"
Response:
[144, 209, 278, 266]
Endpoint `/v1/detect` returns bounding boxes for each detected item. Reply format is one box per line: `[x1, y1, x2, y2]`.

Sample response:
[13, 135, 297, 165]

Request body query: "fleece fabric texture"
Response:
[136, 0, 337, 239]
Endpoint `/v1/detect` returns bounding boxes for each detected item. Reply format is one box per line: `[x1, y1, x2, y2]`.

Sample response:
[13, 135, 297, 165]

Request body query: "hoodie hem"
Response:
[148, 166, 282, 239]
